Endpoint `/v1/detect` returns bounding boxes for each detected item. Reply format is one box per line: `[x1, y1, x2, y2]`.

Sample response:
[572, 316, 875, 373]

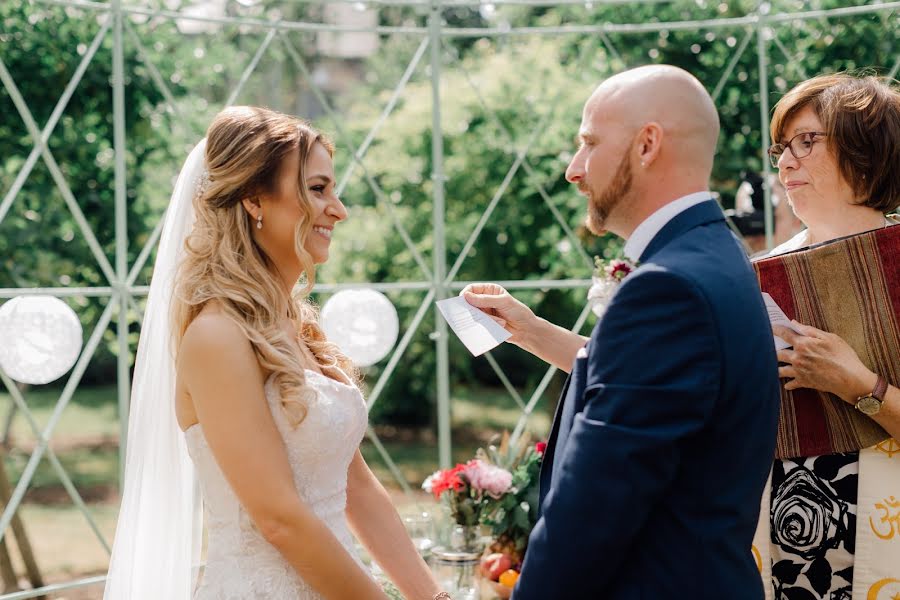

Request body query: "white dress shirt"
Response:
[622, 191, 714, 261]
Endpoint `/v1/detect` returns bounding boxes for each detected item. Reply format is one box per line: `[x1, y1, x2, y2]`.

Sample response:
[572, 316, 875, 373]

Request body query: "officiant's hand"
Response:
[461, 283, 537, 346]
[773, 322, 875, 404]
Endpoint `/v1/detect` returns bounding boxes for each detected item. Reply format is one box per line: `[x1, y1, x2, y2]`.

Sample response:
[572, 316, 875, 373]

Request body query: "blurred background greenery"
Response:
[0, 0, 897, 592]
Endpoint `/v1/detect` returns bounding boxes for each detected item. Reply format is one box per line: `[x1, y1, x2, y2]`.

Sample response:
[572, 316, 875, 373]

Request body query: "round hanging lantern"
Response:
[320, 289, 399, 367]
[0, 296, 83, 385]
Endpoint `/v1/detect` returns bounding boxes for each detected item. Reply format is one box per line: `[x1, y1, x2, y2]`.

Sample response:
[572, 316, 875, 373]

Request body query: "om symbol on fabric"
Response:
[869, 496, 900, 540]
[875, 438, 900, 458]
[865, 577, 900, 600]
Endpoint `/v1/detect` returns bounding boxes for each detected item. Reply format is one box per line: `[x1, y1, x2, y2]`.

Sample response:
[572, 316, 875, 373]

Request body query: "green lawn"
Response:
[9, 503, 118, 577]
[451, 384, 553, 436]
[3, 385, 121, 444]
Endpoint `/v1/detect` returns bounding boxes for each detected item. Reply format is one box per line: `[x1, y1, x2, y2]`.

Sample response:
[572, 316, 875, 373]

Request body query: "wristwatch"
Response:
[855, 374, 888, 416]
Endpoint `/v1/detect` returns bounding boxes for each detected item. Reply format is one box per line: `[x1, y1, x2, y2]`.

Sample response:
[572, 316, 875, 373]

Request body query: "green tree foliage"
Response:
[0, 1, 313, 382]
[1, 1, 895, 421]
[0, 3, 183, 381]
[500, 0, 899, 191]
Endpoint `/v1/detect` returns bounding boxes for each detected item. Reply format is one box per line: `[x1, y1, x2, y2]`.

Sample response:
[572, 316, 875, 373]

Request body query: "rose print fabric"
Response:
[770, 452, 859, 600]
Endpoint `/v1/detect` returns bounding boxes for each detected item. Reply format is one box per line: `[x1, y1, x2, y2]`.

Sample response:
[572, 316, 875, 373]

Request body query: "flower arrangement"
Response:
[475, 433, 546, 595]
[588, 255, 638, 318]
[422, 458, 514, 530]
[478, 435, 544, 567]
[423, 434, 546, 597]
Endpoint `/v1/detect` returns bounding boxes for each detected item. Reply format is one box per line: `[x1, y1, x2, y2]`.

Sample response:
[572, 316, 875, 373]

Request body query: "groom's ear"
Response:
[636, 121, 663, 168]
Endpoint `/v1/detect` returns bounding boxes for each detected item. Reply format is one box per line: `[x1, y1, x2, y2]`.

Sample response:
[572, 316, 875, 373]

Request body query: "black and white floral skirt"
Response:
[770, 452, 859, 600]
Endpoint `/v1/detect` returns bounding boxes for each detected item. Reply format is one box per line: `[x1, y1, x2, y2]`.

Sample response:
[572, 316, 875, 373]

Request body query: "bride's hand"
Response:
[460, 283, 538, 346]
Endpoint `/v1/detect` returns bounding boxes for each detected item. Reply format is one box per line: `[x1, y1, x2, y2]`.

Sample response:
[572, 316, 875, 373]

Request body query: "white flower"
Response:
[421, 471, 440, 494]
[587, 275, 618, 318]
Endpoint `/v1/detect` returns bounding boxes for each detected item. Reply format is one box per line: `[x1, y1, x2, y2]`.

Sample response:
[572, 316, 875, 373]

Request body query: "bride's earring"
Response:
[256, 214, 263, 230]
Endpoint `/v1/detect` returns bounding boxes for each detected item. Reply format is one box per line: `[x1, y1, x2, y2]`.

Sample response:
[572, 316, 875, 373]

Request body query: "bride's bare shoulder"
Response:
[179, 305, 255, 376]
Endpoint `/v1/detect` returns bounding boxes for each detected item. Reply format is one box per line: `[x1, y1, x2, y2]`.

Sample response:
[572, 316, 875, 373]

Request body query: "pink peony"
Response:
[463, 459, 513, 498]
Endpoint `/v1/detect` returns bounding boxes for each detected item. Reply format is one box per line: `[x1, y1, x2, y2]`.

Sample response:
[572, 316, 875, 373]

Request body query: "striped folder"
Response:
[752, 223, 898, 459]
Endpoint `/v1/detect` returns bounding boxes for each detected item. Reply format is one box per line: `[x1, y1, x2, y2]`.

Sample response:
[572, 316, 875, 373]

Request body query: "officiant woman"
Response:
[754, 73, 900, 600]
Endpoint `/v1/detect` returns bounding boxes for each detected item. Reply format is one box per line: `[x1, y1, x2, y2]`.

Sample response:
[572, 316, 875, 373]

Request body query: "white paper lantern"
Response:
[0, 296, 83, 385]
[320, 289, 399, 367]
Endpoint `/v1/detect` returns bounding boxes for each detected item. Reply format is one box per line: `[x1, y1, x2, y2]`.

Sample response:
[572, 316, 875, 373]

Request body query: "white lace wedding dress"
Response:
[184, 369, 370, 599]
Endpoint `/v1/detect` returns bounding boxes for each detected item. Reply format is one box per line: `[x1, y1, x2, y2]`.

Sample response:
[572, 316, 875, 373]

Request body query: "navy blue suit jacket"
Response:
[512, 200, 780, 600]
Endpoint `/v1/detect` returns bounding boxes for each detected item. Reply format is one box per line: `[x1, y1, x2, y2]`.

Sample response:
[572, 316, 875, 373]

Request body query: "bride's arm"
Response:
[180, 314, 387, 600]
[345, 451, 443, 600]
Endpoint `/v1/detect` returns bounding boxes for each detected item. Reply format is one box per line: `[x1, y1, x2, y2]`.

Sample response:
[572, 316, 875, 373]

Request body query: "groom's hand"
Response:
[461, 283, 537, 346]
[462, 283, 587, 372]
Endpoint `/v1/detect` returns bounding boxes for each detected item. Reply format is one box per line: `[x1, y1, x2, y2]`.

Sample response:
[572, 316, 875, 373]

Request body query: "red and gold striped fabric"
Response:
[752, 223, 900, 459]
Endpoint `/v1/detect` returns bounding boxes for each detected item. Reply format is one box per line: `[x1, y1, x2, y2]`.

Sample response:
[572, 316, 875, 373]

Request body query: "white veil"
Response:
[103, 139, 207, 599]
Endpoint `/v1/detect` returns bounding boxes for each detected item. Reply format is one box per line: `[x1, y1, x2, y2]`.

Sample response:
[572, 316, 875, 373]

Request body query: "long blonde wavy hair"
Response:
[172, 106, 357, 426]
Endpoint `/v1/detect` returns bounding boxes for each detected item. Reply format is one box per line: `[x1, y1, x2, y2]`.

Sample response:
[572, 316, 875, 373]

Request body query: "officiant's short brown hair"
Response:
[770, 73, 900, 213]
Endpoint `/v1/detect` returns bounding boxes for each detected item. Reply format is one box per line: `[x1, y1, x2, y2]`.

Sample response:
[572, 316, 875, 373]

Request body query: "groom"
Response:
[463, 65, 780, 598]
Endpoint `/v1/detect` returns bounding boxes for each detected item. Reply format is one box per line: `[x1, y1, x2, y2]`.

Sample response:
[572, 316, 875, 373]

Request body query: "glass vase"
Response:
[430, 525, 483, 600]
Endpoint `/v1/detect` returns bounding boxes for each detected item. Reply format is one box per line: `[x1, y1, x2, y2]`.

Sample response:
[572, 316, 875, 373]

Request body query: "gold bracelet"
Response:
[432, 593, 452, 600]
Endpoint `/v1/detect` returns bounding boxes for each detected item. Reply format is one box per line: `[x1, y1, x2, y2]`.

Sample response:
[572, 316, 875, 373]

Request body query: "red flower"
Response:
[535, 441, 547, 456]
[429, 464, 467, 500]
[605, 259, 634, 281]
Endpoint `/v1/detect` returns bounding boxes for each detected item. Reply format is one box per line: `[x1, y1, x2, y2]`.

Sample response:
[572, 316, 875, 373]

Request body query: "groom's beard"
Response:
[584, 151, 633, 236]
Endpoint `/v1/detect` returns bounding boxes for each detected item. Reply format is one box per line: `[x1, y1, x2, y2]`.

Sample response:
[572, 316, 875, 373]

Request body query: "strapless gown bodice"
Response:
[185, 369, 369, 599]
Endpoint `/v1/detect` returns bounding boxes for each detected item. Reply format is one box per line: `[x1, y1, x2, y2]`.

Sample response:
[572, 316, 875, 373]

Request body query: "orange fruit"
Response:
[499, 569, 519, 588]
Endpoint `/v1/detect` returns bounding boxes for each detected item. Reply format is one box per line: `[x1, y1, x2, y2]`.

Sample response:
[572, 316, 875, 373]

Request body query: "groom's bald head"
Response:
[587, 65, 719, 175]
[566, 65, 720, 237]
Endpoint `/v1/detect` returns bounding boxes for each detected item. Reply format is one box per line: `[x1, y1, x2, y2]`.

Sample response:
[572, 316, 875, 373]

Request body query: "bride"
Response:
[103, 106, 446, 599]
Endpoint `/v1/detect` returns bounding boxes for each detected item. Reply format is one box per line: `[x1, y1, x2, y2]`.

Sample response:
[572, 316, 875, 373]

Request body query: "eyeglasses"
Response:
[767, 131, 827, 168]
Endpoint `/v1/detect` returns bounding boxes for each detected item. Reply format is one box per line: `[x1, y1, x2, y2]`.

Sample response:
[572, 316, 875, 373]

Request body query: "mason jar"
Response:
[430, 546, 481, 600]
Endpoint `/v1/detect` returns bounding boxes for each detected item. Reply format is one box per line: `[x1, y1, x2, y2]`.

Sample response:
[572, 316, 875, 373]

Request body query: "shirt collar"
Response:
[623, 191, 713, 261]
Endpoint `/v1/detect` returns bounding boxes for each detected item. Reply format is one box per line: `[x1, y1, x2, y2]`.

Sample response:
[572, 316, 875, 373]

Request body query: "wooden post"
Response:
[0, 447, 45, 597]
[1, 403, 16, 448]
[1, 382, 26, 448]
[0, 535, 18, 593]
